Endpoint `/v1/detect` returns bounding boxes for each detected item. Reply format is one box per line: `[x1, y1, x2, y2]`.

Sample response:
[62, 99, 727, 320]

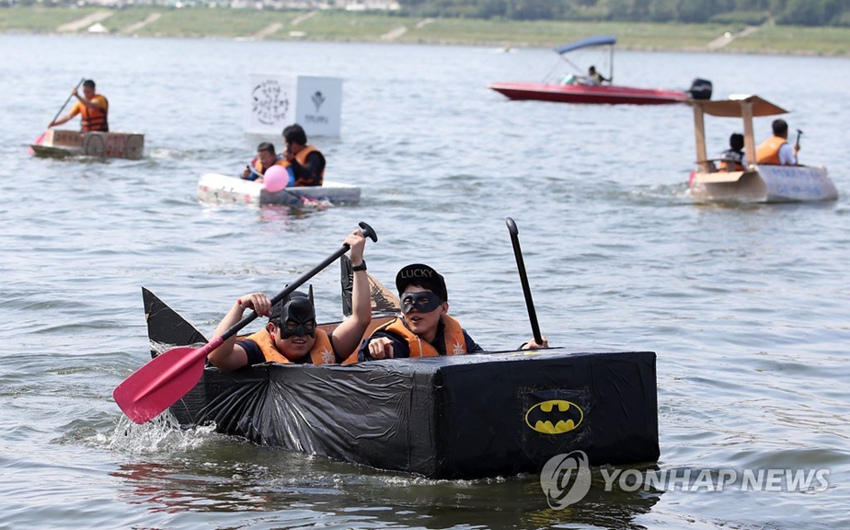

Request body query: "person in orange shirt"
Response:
[755, 119, 798, 166]
[50, 79, 109, 132]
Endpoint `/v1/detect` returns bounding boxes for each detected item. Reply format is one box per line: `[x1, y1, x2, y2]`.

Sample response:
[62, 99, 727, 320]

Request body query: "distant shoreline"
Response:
[2, 6, 849, 56]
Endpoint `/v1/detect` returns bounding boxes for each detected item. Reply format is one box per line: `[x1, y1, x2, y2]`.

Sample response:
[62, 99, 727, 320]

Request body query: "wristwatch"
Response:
[352, 260, 367, 272]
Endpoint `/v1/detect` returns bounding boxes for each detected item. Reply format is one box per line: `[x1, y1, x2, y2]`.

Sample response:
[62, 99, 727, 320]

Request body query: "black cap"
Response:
[395, 264, 447, 302]
[270, 291, 315, 324]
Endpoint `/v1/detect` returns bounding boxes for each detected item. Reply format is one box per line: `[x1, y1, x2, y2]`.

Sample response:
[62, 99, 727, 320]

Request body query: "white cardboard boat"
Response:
[30, 129, 144, 160]
[688, 95, 837, 203]
[197, 173, 361, 206]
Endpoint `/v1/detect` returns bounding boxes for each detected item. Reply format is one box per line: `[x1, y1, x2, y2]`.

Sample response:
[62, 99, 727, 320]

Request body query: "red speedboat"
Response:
[488, 35, 707, 106]
[487, 81, 690, 105]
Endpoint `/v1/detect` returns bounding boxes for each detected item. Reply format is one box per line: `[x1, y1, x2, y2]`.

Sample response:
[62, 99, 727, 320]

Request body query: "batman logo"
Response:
[525, 400, 583, 434]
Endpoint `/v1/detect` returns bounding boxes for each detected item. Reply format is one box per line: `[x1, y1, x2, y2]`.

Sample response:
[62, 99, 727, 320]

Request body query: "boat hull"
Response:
[197, 173, 361, 206]
[689, 165, 837, 203]
[30, 129, 144, 159]
[172, 350, 659, 479]
[488, 82, 689, 105]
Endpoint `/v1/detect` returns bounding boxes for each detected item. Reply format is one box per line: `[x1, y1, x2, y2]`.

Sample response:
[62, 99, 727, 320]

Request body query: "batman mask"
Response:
[271, 292, 316, 339]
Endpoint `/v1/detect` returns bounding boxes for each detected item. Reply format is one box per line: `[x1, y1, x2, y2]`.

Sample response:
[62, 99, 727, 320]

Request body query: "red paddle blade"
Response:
[27, 132, 46, 154]
[113, 338, 221, 424]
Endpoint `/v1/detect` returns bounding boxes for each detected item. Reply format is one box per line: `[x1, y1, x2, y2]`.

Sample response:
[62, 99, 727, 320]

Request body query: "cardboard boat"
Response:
[197, 173, 361, 206]
[142, 285, 660, 479]
[30, 129, 144, 160]
[688, 95, 837, 203]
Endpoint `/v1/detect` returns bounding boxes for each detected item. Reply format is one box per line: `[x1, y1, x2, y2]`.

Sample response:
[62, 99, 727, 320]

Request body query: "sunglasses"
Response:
[401, 291, 442, 314]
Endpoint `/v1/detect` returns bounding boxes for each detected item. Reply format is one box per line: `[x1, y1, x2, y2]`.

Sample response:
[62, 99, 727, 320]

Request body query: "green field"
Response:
[1, 5, 848, 55]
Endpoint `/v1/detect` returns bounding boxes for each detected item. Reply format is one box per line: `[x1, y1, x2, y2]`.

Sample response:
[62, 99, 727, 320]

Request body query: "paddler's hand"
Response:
[344, 230, 366, 266]
[368, 337, 394, 360]
[521, 336, 548, 350]
[72, 87, 80, 99]
[236, 293, 272, 317]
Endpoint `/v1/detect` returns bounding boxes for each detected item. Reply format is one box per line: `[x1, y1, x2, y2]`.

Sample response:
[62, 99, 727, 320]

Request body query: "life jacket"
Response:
[77, 95, 109, 132]
[718, 160, 744, 172]
[243, 328, 336, 365]
[252, 155, 288, 174]
[293, 145, 325, 186]
[375, 314, 467, 358]
[756, 136, 786, 165]
[719, 150, 744, 172]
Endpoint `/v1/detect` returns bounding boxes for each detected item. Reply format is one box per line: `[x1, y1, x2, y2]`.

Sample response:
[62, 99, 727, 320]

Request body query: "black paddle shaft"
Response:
[217, 222, 377, 343]
[49, 78, 86, 126]
[505, 217, 543, 345]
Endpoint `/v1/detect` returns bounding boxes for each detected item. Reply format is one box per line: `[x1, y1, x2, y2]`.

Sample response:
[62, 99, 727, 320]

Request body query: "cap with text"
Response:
[395, 264, 447, 302]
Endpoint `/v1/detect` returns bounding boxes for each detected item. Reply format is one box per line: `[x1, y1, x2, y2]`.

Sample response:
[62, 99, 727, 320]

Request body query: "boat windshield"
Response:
[558, 74, 579, 85]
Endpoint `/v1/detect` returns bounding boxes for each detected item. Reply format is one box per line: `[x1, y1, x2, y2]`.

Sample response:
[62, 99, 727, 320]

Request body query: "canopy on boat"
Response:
[691, 94, 788, 118]
[554, 34, 617, 55]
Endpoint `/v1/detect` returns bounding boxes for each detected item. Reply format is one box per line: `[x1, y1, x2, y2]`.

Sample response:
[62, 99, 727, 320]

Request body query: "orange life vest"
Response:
[243, 328, 336, 365]
[75, 95, 109, 132]
[252, 156, 288, 174]
[756, 136, 786, 165]
[375, 314, 467, 358]
[719, 158, 744, 172]
[293, 145, 325, 186]
[719, 161, 744, 172]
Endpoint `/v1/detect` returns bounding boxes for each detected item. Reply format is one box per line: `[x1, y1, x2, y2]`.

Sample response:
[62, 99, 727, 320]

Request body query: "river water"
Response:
[1, 33, 849, 529]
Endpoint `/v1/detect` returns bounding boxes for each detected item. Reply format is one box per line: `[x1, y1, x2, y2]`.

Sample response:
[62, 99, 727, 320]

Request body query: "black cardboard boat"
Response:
[143, 286, 659, 479]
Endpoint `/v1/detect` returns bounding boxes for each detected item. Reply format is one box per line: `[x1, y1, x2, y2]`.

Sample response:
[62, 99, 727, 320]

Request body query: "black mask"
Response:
[401, 291, 442, 314]
[275, 295, 316, 338]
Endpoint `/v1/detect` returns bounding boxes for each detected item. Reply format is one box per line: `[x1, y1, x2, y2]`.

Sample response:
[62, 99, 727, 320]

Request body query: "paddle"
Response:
[795, 129, 803, 150]
[113, 221, 378, 424]
[29, 78, 86, 152]
[505, 217, 544, 346]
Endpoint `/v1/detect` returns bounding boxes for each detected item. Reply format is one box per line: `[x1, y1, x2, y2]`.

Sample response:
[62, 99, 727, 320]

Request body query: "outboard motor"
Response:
[688, 78, 713, 100]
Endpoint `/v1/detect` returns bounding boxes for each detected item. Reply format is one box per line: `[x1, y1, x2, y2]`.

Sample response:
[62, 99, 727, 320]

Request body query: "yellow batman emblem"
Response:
[524, 400, 583, 434]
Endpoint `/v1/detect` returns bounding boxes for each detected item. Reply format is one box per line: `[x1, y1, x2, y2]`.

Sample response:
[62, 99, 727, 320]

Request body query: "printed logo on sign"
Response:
[311, 90, 325, 112]
[525, 400, 583, 434]
[540, 450, 592, 509]
[252, 80, 289, 125]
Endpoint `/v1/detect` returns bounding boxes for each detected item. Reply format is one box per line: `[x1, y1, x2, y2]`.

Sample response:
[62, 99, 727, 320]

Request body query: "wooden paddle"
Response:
[506, 217, 544, 346]
[113, 221, 378, 424]
[29, 78, 86, 152]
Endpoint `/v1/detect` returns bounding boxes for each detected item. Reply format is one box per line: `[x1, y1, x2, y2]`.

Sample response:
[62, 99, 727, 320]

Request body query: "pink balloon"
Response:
[263, 165, 288, 192]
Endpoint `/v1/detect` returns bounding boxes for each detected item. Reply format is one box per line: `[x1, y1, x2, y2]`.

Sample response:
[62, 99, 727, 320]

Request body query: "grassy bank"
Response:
[2, 5, 849, 56]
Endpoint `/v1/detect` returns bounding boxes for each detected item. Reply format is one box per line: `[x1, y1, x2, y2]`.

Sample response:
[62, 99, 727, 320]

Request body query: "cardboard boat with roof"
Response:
[139, 260, 659, 480]
[30, 129, 144, 160]
[688, 94, 837, 203]
[197, 172, 360, 207]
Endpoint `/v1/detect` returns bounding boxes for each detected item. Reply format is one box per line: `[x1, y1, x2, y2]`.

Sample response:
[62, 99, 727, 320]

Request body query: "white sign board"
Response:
[245, 75, 342, 138]
[295, 76, 343, 138]
[245, 75, 296, 135]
